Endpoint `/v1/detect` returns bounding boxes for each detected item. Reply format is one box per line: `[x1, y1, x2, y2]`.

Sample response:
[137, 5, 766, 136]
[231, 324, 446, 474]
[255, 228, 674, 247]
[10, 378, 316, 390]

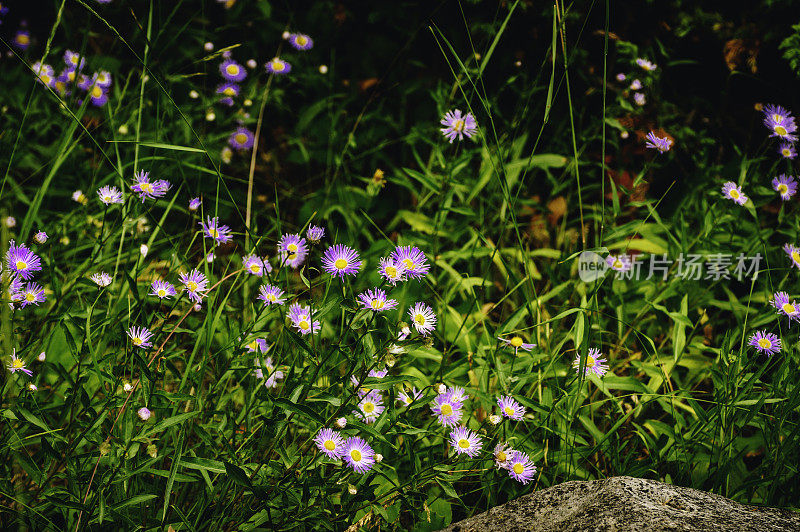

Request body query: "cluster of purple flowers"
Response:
[614, 56, 656, 110]
[6, 241, 46, 310]
[32, 49, 113, 107]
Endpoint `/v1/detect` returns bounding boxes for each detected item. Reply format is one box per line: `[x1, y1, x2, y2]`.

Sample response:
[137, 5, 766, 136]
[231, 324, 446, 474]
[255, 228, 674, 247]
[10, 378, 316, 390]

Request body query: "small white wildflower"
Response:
[204, 42, 214, 51]
[118, 124, 129, 134]
[140, 244, 148, 257]
[489, 414, 502, 425]
[37, 352, 46, 362]
[319, 65, 328, 74]
[206, 111, 216, 122]
[189, 90, 199, 99]
[246, 59, 257, 69]
[336, 417, 347, 428]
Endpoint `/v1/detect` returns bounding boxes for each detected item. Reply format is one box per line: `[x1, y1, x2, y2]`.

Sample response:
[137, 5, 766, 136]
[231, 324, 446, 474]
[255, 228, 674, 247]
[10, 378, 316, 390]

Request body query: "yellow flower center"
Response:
[210, 228, 220, 238]
[363, 402, 375, 413]
[350, 449, 362, 462]
[91, 86, 103, 98]
[15, 260, 27, 271]
[587, 355, 596, 366]
[132, 337, 143, 345]
[775, 125, 788, 136]
[453, 119, 465, 132]
[67, 71, 76, 82]
[187, 281, 198, 291]
[288, 253, 297, 261]
[296, 36, 308, 45]
[783, 149, 792, 157]
[729, 189, 739, 199]
[370, 299, 384, 309]
[458, 438, 470, 449]
[496, 451, 507, 462]
[440, 404, 452, 416]
[288, 243, 298, 252]
[41, 74, 51, 84]
[513, 463, 525, 474]
[324, 440, 336, 451]
[613, 259, 623, 269]
[266, 294, 276, 301]
[12, 358, 24, 369]
[223, 87, 235, 96]
[250, 264, 260, 273]
[385, 266, 398, 278]
[402, 258, 415, 270]
[271, 60, 285, 72]
[17, 34, 30, 45]
[157, 289, 166, 297]
[758, 338, 772, 349]
[792, 251, 800, 264]
[248, 340, 258, 350]
[25, 293, 35, 302]
[140, 182, 153, 193]
[299, 320, 310, 330]
[235, 133, 248, 144]
[783, 303, 796, 314]
[779, 184, 789, 194]
[226, 64, 239, 76]
[414, 314, 425, 326]
[510, 337, 523, 347]
[334, 258, 348, 270]
[504, 406, 515, 417]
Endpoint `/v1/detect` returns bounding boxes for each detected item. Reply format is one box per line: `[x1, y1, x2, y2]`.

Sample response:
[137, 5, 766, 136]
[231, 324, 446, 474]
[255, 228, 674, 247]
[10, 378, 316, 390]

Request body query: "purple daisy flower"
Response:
[633, 92, 646, 106]
[342, 437, 375, 473]
[137, 407, 151, 421]
[97, 185, 124, 205]
[355, 390, 384, 424]
[63, 50, 85, 70]
[246, 338, 269, 354]
[87, 84, 109, 107]
[771, 291, 800, 321]
[615, 73, 626, 82]
[216, 82, 239, 98]
[357, 288, 398, 312]
[498, 335, 536, 352]
[127, 326, 154, 349]
[228, 127, 254, 150]
[748, 330, 781, 356]
[784, 244, 800, 270]
[90, 272, 112, 287]
[242, 254, 265, 276]
[606, 254, 631, 272]
[149, 280, 176, 300]
[721, 182, 747, 205]
[306, 225, 325, 243]
[497, 395, 526, 420]
[14, 30, 31, 51]
[408, 302, 436, 336]
[94, 70, 112, 89]
[440, 109, 478, 143]
[189, 197, 201, 211]
[258, 356, 284, 388]
[430, 391, 463, 427]
[258, 284, 286, 305]
[397, 387, 423, 406]
[763, 104, 798, 142]
[635, 58, 657, 71]
[507, 452, 537, 484]
[131, 170, 170, 202]
[180, 269, 209, 303]
[200, 216, 232, 244]
[6, 241, 42, 280]
[277, 234, 308, 269]
[33, 62, 55, 87]
[321, 244, 361, 279]
[288, 33, 313, 51]
[7, 352, 33, 376]
[645, 131, 672, 153]
[391, 246, 429, 280]
[772, 174, 797, 201]
[449, 426, 482, 457]
[377, 257, 406, 285]
[220, 59, 246, 82]
[573, 347, 609, 377]
[287, 303, 321, 335]
[265, 58, 291, 75]
[15, 282, 46, 308]
[629, 79, 642, 90]
[34, 231, 48, 244]
[447, 386, 467, 403]
[778, 143, 797, 160]
[494, 443, 520, 470]
[314, 428, 345, 459]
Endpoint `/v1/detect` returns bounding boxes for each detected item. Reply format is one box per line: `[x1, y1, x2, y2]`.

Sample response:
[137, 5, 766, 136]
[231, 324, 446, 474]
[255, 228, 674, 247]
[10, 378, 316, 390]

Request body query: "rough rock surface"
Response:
[441, 476, 800, 532]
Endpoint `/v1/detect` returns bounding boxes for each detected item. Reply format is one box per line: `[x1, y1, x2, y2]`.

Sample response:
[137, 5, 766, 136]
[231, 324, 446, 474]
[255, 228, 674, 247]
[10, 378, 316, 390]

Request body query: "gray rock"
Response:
[441, 476, 800, 532]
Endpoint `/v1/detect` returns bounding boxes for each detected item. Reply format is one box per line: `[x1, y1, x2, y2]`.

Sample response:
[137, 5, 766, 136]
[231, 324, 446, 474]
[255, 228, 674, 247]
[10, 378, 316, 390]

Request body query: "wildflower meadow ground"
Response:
[2, 1, 800, 530]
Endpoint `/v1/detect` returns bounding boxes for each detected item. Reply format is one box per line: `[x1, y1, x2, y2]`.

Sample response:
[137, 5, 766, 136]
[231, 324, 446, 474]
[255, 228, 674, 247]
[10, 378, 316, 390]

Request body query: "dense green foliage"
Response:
[2, 0, 800, 530]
